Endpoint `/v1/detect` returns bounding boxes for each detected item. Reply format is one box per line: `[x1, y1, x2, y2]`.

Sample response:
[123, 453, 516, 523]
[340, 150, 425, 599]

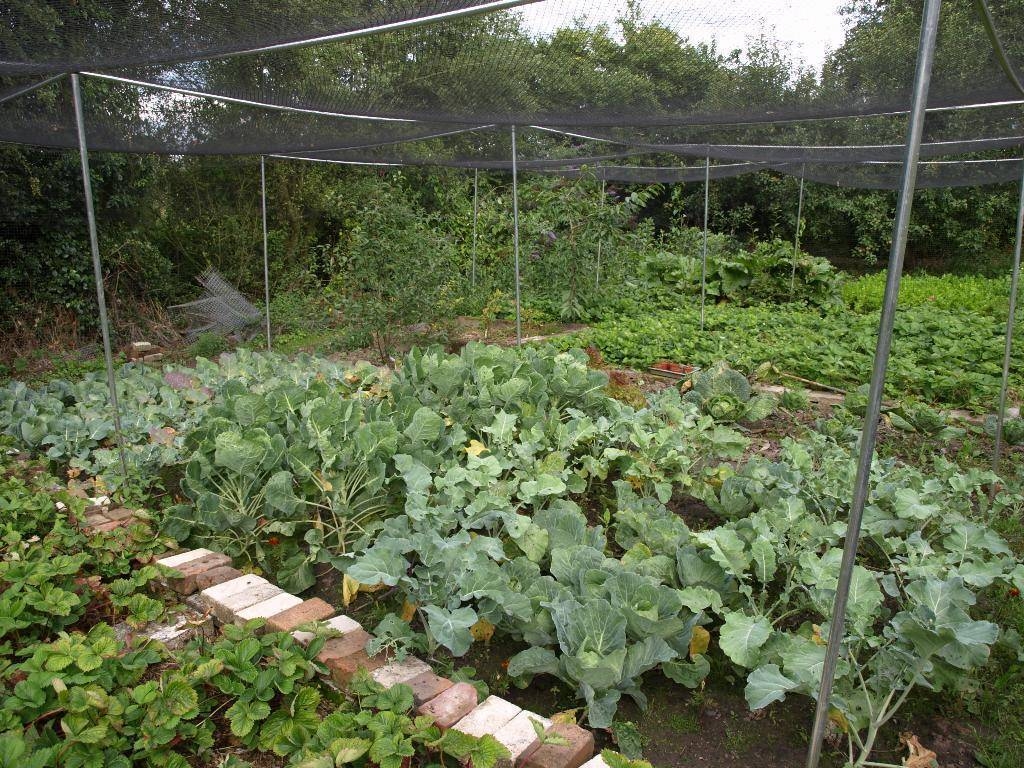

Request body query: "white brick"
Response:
[453, 696, 522, 738]
[200, 574, 269, 603]
[292, 614, 362, 646]
[203, 579, 282, 623]
[579, 755, 611, 768]
[371, 657, 432, 688]
[493, 710, 550, 763]
[157, 549, 215, 569]
[234, 593, 303, 624]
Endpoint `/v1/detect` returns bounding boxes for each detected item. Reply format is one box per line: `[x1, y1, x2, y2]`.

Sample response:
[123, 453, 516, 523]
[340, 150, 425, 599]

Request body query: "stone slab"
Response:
[453, 696, 523, 739]
[234, 592, 303, 625]
[370, 657, 433, 689]
[265, 598, 336, 634]
[293, 614, 362, 646]
[579, 755, 611, 768]
[417, 682, 479, 729]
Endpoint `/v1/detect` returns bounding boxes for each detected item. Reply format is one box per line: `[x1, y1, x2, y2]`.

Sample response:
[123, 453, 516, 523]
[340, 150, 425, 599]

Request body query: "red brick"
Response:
[522, 724, 594, 768]
[316, 628, 372, 664]
[416, 682, 479, 729]
[326, 649, 390, 687]
[91, 519, 125, 533]
[405, 671, 453, 706]
[167, 553, 234, 594]
[194, 566, 244, 591]
[265, 598, 336, 634]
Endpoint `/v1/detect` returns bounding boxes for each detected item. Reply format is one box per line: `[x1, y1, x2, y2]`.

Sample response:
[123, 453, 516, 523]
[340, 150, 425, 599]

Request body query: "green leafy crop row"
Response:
[555, 304, 1023, 411]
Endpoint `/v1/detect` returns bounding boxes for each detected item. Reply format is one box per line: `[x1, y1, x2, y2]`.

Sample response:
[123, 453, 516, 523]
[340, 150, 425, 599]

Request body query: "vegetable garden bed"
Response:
[2, 343, 1024, 767]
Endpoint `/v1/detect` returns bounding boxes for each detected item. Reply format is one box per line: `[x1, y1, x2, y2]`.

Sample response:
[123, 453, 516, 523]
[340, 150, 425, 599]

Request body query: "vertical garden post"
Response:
[701, 153, 711, 331]
[790, 164, 806, 295]
[806, 1, 941, 766]
[261, 155, 271, 351]
[511, 125, 522, 345]
[992, 160, 1024, 483]
[472, 168, 480, 286]
[596, 177, 606, 288]
[71, 73, 129, 483]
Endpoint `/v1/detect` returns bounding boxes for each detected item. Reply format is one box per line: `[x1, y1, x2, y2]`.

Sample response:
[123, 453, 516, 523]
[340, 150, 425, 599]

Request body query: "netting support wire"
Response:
[0, 73, 64, 105]
[596, 179, 606, 288]
[260, 155, 271, 351]
[806, 1, 942, 767]
[511, 125, 523, 346]
[991, 159, 1024, 486]
[472, 169, 479, 287]
[70, 73, 129, 485]
[700, 153, 711, 332]
[790, 164, 806, 296]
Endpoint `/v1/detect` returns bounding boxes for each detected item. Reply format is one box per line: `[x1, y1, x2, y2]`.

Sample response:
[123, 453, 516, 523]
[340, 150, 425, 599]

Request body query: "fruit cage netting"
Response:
[0, 0, 1022, 186]
[2, 3, 1024, 768]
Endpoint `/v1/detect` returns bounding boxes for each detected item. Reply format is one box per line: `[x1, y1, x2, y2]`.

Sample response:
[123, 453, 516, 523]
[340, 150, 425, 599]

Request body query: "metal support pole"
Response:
[790, 165, 806, 296]
[511, 126, 523, 346]
[260, 155, 271, 351]
[805, 2, 941, 767]
[472, 168, 479, 286]
[70, 73, 129, 483]
[992, 160, 1024, 483]
[596, 178, 606, 289]
[700, 154, 711, 332]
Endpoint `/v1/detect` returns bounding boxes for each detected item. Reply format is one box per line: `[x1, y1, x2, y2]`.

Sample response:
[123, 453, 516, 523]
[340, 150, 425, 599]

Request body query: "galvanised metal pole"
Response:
[806, 2, 941, 766]
[992, 159, 1024, 484]
[472, 168, 479, 287]
[260, 155, 272, 351]
[70, 73, 129, 483]
[511, 125, 523, 345]
[700, 153, 710, 332]
[596, 178, 606, 289]
[790, 164, 806, 296]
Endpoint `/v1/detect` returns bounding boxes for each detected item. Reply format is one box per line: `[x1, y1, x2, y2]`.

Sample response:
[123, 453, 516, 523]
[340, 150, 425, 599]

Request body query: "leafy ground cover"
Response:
[555, 303, 1022, 411]
[3, 343, 1024, 767]
[842, 272, 1014, 318]
[1, 452, 609, 768]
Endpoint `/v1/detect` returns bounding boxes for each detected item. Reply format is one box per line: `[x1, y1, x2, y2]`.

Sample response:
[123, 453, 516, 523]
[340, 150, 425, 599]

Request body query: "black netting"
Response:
[0, 0, 533, 75]
[0, 0, 1021, 189]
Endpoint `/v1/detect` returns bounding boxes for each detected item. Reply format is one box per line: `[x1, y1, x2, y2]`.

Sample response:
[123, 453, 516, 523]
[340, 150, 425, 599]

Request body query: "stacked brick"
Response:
[58, 496, 143, 534]
[155, 548, 597, 768]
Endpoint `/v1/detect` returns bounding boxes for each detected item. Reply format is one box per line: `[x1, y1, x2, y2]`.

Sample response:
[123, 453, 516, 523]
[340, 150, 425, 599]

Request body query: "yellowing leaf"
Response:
[689, 626, 711, 658]
[342, 574, 361, 607]
[360, 582, 386, 594]
[811, 624, 826, 646]
[465, 439, 488, 457]
[470, 618, 495, 643]
[828, 708, 849, 734]
[315, 471, 333, 492]
[400, 601, 418, 622]
[550, 709, 579, 726]
[900, 733, 938, 768]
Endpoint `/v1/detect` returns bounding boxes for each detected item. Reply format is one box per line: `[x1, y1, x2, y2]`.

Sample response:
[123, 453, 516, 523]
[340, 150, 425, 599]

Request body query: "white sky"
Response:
[517, 0, 850, 71]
